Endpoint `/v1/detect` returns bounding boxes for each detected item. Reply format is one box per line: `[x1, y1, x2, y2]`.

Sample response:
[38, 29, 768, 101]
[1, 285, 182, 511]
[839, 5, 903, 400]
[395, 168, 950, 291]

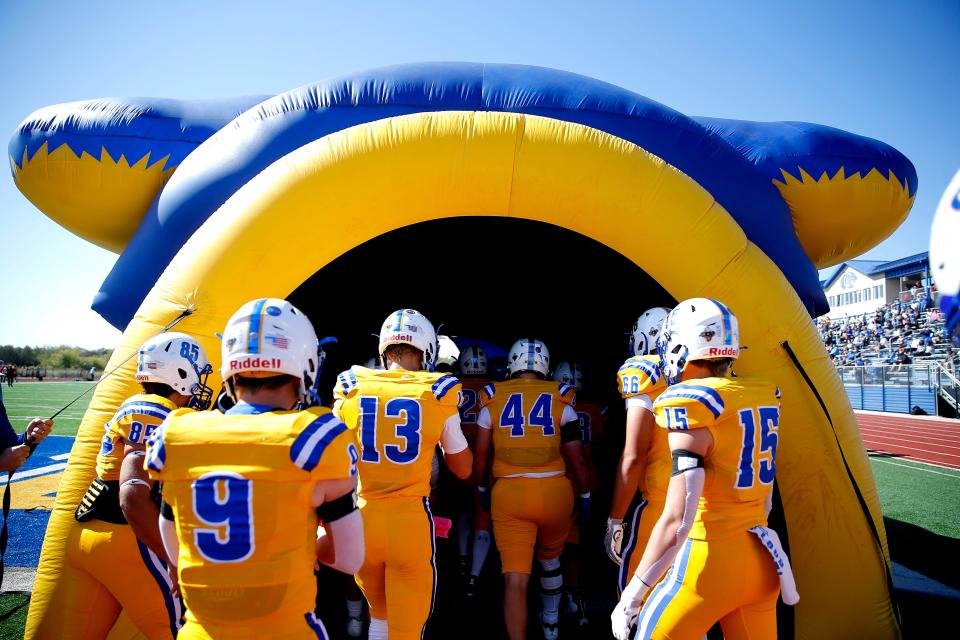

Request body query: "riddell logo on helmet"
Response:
[386, 334, 412, 342]
[707, 347, 739, 357]
[230, 357, 283, 370]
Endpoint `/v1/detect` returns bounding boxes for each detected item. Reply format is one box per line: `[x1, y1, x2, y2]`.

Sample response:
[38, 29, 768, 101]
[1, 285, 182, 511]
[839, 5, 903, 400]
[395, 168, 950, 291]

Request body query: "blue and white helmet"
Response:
[378, 309, 439, 371]
[458, 345, 488, 376]
[930, 170, 960, 344]
[631, 307, 672, 356]
[220, 298, 325, 406]
[507, 338, 550, 378]
[136, 332, 214, 410]
[552, 361, 584, 391]
[657, 298, 739, 385]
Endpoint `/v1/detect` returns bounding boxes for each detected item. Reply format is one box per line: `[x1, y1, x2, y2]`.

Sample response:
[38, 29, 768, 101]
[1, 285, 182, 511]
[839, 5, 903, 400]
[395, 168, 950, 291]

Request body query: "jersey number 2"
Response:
[359, 397, 422, 464]
[735, 406, 779, 489]
[192, 471, 255, 563]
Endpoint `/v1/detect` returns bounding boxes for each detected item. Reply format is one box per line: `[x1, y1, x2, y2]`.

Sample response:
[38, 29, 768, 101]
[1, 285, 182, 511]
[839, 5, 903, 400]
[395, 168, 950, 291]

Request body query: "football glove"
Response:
[605, 518, 626, 565]
[611, 575, 650, 640]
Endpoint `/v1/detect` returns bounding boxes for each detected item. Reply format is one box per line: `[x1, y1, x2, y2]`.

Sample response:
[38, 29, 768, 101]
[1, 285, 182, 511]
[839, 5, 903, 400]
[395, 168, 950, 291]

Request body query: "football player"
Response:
[146, 298, 362, 639]
[605, 307, 671, 598]
[612, 299, 798, 640]
[61, 332, 212, 640]
[930, 169, 960, 344]
[456, 344, 495, 599]
[474, 339, 591, 640]
[333, 309, 473, 640]
[552, 361, 605, 628]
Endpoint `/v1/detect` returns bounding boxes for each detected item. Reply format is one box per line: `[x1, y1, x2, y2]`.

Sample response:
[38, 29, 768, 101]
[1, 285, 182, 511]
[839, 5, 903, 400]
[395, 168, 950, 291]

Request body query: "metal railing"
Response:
[935, 363, 960, 414]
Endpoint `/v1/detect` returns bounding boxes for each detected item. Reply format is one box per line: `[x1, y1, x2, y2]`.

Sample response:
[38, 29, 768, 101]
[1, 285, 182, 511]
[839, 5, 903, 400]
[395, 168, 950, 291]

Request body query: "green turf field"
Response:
[1, 381, 95, 437]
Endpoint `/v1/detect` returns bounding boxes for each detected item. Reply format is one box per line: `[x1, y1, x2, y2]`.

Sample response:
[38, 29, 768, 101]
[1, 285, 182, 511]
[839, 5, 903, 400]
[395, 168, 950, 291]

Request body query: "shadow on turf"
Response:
[885, 517, 959, 591]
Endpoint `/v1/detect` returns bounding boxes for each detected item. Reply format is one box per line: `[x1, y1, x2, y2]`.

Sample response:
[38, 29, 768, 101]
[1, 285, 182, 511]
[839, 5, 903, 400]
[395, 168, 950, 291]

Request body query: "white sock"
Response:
[346, 598, 363, 618]
[471, 530, 491, 577]
[368, 617, 388, 640]
[457, 509, 472, 557]
[539, 557, 563, 625]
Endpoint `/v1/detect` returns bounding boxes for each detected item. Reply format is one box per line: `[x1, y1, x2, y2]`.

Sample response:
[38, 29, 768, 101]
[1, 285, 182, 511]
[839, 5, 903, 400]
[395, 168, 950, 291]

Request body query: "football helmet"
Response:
[136, 332, 214, 410]
[459, 345, 489, 376]
[220, 298, 325, 406]
[657, 298, 739, 385]
[506, 338, 550, 378]
[930, 169, 960, 344]
[378, 309, 439, 371]
[364, 357, 384, 370]
[437, 335, 461, 372]
[631, 307, 671, 356]
[552, 361, 584, 391]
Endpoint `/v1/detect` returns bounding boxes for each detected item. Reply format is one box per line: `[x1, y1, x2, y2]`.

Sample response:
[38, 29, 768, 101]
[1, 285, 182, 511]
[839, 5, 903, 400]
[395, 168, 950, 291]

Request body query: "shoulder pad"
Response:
[480, 383, 496, 405]
[432, 374, 462, 402]
[334, 369, 359, 399]
[557, 382, 576, 403]
[657, 382, 726, 419]
[290, 412, 349, 472]
[114, 398, 174, 422]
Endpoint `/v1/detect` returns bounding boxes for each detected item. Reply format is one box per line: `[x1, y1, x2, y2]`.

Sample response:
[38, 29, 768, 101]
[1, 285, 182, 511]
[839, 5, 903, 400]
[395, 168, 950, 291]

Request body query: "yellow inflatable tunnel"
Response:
[11, 64, 916, 639]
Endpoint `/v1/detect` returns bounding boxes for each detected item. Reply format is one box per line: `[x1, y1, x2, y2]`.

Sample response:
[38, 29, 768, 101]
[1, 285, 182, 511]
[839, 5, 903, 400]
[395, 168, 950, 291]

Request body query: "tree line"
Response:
[0, 345, 113, 371]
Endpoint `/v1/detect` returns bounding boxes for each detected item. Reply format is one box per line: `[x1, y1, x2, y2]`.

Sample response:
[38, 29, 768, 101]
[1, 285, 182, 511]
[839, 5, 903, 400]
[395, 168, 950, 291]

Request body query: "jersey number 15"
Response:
[735, 406, 779, 489]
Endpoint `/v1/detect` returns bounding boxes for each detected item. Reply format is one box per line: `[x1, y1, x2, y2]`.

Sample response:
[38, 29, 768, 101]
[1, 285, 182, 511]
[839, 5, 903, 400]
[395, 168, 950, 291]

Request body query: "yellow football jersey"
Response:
[334, 366, 462, 503]
[145, 405, 357, 627]
[653, 376, 781, 540]
[95, 393, 178, 481]
[617, 355, 670, 500]
[480, 378, 577, 478]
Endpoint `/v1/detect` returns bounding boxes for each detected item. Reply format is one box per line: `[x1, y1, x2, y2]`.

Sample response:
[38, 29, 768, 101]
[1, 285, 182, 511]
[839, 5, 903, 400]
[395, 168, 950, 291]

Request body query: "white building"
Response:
[820, 252, 930, 319]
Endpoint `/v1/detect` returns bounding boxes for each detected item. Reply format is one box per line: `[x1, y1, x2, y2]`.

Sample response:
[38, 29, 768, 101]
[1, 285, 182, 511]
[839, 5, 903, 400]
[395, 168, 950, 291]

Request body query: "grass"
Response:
[869, 455, 960, 539]
[0, 594, 29, 640]
[2, 381, 96, 437]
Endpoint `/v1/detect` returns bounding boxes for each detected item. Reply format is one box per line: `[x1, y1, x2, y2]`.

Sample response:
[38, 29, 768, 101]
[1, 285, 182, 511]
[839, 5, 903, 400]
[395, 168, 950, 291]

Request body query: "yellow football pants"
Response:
[618, 497, 666, 596]
[177, 612, 329, 639]
[355, 497, 436, 640]
[491, 475, 574, 573]
[633, 533, 780, 640]
[55, 519, 182, 640]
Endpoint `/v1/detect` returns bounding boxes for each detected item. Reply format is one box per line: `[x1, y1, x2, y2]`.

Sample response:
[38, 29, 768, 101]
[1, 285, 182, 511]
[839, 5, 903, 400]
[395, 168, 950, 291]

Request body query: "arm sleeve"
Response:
[476, 406, 492, 430]
[560, 405, 579, 425]
[440, 413, 469, 454]
[624, 394, 653, 411]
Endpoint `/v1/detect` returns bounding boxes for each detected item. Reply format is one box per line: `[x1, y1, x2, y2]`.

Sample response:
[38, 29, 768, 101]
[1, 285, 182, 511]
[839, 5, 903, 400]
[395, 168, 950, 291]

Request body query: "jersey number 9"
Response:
[192, 471, 255, 563]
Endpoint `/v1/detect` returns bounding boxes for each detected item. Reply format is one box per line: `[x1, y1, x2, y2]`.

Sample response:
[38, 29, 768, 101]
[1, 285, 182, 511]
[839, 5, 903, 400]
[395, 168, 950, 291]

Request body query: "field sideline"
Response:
[1, 381, 957, 637]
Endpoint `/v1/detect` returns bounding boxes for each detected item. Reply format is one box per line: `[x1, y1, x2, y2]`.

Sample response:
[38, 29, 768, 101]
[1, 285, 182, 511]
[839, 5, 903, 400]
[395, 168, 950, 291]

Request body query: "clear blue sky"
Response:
[1, 0, 957, 348]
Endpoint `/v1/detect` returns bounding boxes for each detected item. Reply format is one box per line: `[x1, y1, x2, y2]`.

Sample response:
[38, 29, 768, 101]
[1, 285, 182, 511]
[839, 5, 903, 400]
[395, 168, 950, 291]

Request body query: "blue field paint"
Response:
[5, 435, 74, 567]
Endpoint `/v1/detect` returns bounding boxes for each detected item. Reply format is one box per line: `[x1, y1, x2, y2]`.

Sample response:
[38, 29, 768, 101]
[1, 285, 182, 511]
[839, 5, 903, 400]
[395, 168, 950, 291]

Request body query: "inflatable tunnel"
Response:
[10, 63, 916, 639]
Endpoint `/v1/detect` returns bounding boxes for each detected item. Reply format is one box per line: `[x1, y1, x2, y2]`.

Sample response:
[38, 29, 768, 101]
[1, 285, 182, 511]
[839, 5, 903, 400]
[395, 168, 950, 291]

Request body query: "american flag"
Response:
[265, 334, 289, 349]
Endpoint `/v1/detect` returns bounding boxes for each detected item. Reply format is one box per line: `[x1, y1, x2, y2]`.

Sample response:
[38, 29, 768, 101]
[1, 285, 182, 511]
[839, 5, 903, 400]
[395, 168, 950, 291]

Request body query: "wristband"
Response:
[579, 492, 591, 499]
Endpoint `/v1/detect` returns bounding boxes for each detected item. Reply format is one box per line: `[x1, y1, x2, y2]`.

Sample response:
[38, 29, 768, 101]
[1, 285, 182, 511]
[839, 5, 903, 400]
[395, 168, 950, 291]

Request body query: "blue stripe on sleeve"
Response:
[290, 414, 347, 472]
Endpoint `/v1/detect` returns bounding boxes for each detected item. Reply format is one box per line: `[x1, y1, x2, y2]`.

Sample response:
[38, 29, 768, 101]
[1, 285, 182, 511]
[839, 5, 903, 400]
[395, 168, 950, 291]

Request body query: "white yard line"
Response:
[869, 456, 960, 477]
